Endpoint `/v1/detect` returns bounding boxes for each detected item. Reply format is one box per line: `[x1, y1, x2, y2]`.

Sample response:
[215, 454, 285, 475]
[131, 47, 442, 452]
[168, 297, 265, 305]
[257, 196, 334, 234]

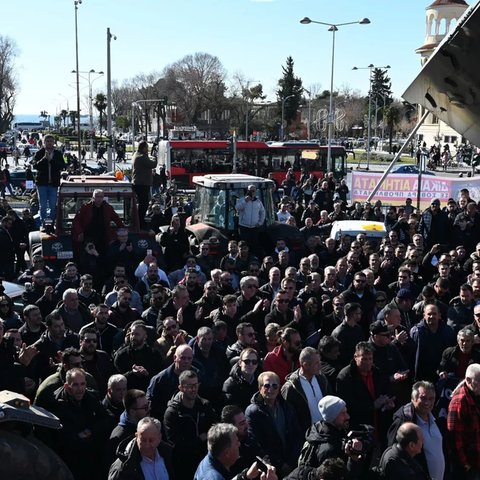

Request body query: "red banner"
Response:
[350, 171, 480, 209]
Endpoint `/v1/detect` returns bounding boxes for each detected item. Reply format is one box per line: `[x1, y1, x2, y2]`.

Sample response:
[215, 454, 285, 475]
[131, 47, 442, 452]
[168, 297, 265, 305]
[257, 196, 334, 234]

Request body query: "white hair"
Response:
[63, 288, 78, 301]
[137, 417, 162, 434]
[107, 374, 127, 388]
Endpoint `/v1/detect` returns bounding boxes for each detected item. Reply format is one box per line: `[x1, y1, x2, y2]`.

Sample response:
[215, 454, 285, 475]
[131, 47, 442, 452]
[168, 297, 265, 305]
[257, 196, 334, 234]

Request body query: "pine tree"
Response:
[370, 68, 393, 122]
[276, 56, 303, 131]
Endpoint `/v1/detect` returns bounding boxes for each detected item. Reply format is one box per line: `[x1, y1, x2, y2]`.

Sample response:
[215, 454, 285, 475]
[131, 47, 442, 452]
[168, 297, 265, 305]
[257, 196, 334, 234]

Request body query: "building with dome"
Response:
[416, 0, 469, 148]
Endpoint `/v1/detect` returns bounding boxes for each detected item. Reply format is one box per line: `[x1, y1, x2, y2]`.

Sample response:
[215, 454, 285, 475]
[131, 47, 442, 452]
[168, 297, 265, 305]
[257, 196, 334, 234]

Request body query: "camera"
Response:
[344, 424, 374, 455]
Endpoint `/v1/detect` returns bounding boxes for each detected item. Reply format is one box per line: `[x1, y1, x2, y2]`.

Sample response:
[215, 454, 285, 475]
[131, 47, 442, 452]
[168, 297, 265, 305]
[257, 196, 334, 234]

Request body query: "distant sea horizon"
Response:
[13, 114, 89, 124]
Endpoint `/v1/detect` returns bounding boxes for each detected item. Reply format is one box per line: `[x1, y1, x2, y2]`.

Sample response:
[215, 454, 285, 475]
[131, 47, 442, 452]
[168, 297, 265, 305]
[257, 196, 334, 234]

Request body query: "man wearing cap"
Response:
[378, 289, 418, 331]
[418, 198, 449, 248]
[369, 320, 409, 382]
[299, 395, 363, 477]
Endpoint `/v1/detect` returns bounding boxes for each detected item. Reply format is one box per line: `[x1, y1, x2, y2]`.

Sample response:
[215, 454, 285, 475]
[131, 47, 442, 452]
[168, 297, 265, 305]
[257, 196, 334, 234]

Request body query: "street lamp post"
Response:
[132, 102, 140, 156]
[107, 28, 117, 170]
[245, 80, 259, 141]
[303, 88, 312, 141]
[71, 69, 104, 159]
[352, 64, 390, 169]
[301, 16, 370, 173]
[74, 0, 82, 173]
[281, 95, 294, 140]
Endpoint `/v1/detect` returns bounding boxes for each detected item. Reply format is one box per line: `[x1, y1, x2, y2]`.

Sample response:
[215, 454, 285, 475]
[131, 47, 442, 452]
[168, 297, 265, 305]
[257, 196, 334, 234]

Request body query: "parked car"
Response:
[3, 281, 25, 313]
[9, 169, 37, 196]
[0, 142, 12, 155]
[391, 165, 435, 176]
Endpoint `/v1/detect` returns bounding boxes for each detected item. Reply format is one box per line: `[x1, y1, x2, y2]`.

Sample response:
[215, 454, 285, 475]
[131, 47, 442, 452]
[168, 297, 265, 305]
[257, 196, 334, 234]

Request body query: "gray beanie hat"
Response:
[318, 395, 346, 423]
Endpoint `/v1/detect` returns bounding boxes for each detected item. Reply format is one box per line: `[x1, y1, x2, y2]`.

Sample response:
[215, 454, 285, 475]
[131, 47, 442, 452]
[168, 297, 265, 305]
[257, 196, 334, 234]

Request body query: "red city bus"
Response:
[157, 140, 349, 187]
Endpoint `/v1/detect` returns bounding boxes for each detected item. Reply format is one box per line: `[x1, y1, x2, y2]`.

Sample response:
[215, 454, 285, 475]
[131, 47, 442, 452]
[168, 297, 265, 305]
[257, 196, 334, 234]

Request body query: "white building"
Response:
[416, 0, 469, 148]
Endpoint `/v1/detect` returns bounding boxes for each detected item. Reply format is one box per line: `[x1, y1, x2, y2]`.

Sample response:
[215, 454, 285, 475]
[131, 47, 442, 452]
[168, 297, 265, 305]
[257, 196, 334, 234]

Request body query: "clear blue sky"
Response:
[3, 0, 463, 115]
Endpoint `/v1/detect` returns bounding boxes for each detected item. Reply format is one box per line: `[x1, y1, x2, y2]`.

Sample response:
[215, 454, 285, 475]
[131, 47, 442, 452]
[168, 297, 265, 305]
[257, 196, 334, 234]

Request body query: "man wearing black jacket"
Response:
[113, 320, 161, 391]
[163, 370, 216, 479]
[298, 395, 362, 478]
[221, 405, 265, 476]
[319, 336, 342, 391]
[105, 389, 151, 469]
[379, 423, 429, 480]
[336, 342, 394, 438]
[108, 417, 175, 480]
[31, 134, 65, 227]
[281, 347, 333, 435]
[49, 368, 116, 480]
[146, 344, 197, 421]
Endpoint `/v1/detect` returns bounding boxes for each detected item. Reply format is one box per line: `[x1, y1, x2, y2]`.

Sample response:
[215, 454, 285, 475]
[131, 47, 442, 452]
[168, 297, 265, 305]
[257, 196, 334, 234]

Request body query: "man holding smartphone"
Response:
[235, 185, 265, 258]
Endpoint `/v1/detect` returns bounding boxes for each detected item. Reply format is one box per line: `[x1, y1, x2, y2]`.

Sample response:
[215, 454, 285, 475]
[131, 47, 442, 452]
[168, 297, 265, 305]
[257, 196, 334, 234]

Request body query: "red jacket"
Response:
[72, 200, 125, 244]
[447, 381, 480, 469]
[262, 345, 300, 385]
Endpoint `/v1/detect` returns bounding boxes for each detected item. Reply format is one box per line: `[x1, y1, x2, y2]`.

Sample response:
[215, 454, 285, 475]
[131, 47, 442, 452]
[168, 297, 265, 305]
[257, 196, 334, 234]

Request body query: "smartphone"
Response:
[256, 456, 269, 474]
[147, 249, 152, 256]
[306, 274, 313, 284]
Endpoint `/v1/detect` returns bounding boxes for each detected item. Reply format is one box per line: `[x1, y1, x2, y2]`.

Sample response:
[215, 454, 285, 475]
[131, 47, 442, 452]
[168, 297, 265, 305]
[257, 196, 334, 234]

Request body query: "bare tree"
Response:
[0, 35, 20, 132]
[163, 52, 227, 124]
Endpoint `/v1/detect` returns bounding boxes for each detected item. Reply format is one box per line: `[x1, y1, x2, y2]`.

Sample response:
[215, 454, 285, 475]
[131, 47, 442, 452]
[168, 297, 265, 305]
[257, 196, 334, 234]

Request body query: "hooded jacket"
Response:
[105, 411, 137, 468]
[281, 368, 333, 435]
[53, 273, 81, 303]
[299, 421, 348, 468]
[222, 363, 259, 411]
[108, 435, 175, 480]
[163, 391, 216, 480]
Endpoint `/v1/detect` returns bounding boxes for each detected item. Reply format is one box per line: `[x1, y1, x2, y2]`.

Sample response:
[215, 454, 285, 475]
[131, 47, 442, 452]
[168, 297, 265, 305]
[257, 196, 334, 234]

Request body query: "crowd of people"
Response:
[3, 138, 480, 480]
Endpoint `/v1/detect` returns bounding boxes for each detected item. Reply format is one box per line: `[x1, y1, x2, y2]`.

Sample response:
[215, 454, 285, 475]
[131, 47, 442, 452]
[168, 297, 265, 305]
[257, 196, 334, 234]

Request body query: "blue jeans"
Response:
[37, 185, 58, 225]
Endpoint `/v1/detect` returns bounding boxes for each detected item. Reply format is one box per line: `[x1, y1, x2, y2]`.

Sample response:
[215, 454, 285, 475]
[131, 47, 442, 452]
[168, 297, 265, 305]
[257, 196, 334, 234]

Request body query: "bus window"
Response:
[334, 154, 346, 178]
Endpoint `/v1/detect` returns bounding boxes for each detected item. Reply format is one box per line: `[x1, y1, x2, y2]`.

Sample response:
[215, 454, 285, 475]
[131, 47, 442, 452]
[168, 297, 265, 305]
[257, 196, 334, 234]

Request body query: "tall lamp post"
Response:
[107, 28, 117, 170]
[300, 16, 370, 173]
[352, 64, 390, 170]
[71, 69, 104, 159]
[245, 80, 259, 141]
[303, 88, 312, 141]
[281, 94, 295, 140]
[74, 0, 82, 173]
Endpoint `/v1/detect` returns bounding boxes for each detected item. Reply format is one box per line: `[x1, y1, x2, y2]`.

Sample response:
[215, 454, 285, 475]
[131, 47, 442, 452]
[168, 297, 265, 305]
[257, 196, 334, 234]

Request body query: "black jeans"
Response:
[133, 184, 150, 228]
